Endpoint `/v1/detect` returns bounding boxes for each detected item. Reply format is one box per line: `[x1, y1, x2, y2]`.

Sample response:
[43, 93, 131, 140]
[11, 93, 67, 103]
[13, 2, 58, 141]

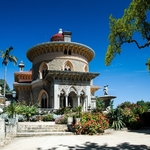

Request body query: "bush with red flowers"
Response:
[73, 112, 109, 135]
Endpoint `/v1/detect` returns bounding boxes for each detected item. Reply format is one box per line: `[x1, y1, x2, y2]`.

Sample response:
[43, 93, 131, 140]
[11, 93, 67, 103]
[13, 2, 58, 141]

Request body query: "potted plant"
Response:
[74, 105, 82, 124]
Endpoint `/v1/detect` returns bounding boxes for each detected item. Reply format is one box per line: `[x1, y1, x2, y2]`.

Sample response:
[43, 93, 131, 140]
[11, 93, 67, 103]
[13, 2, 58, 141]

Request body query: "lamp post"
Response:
[11, 90, 16, 103]
[88, 104, 91, 112]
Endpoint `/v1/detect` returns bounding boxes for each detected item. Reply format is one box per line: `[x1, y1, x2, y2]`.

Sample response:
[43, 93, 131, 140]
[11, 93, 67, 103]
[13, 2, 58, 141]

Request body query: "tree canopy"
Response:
[105, 0, 150, 70]
[0, 79, 10, 94]
[0, 46, 18, 66]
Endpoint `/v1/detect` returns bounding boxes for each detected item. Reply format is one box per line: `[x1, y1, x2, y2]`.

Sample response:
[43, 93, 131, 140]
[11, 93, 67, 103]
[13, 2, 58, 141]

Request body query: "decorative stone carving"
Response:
[69, 87, 77, 94]
[58, 85, 86, 97]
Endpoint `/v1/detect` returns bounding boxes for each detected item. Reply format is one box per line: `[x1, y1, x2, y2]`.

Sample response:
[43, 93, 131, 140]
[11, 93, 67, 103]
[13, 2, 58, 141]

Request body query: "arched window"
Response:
[41, 93, 47, 108]
[39, 62, 48, 79]
[68, 49, 71, 55]
[84, 65, 88, 72]
[64, 61, 73, 71]
[64, 64, 71, 71]
[64, 49, 67, 55]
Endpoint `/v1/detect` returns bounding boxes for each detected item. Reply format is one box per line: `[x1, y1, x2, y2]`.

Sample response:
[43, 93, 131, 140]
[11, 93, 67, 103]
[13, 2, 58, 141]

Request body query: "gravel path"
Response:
[1, 130, 150, 150]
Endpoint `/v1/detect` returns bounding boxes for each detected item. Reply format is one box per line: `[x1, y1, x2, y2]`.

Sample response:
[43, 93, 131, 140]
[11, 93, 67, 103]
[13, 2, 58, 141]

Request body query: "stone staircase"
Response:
[16, 122, 74, 137]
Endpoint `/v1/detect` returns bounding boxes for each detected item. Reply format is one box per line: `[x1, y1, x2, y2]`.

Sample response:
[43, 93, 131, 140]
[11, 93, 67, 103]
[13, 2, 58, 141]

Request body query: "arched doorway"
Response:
[38, 90, 48, 108]
[59, 90, 78, 108]
[68, 91, 77, 108]
[41, 93, 47, 108]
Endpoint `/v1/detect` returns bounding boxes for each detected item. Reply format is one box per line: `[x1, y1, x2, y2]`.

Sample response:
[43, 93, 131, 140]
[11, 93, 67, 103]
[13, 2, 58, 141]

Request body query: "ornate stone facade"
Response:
[13, 29, 100, 111]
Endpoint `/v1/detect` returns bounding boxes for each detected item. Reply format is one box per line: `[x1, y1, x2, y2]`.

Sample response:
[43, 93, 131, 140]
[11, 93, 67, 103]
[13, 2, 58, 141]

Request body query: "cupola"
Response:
[50, 28, 64, 42]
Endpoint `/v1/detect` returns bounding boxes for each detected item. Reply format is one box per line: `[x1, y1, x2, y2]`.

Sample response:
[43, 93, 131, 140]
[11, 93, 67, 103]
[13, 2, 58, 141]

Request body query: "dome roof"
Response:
[50, 28, 64, 42]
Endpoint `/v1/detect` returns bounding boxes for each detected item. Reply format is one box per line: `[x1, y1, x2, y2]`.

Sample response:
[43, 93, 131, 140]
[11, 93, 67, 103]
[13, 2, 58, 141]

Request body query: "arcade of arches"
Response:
[38, 86, 87, 111]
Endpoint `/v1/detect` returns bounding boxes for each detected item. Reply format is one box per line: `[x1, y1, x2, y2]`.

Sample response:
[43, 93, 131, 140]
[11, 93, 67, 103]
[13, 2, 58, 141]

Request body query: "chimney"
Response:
[63, 31, 72, 42]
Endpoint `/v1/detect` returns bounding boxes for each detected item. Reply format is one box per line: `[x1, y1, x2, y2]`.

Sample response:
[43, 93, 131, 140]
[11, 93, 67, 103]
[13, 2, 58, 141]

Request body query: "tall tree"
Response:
[0, 46, 18, 96]
[105, 0, 150, 70]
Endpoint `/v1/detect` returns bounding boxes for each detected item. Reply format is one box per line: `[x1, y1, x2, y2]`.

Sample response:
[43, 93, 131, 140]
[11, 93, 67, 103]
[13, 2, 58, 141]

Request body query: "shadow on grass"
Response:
[37, 142, 150, 150]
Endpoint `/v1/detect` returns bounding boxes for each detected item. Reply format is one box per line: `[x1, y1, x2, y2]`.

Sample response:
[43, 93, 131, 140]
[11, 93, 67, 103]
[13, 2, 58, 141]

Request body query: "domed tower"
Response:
[15, 29, 100, 111]
[50, 28, 64, 42]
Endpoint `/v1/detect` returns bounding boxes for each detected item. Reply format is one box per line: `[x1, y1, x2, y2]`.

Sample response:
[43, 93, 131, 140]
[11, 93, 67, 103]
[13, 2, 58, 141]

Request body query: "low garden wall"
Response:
[0, 118, 18, 148]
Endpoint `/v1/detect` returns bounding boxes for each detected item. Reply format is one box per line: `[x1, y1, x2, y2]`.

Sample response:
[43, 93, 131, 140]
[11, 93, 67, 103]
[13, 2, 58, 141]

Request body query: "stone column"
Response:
[54, 84, 59, 109]
[77, 95, 80, 106]
[58, 94, 60, 109]
[6, 118, 17, 137]
[60, 96, 64, 108]
[0, 118, 5, 139]
[84, 95, 88, 112]
[65, 95, 68, 107]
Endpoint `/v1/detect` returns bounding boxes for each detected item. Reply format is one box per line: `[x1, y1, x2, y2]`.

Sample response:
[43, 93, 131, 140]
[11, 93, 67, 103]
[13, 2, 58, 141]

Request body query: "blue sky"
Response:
[0, 0, 150, 107]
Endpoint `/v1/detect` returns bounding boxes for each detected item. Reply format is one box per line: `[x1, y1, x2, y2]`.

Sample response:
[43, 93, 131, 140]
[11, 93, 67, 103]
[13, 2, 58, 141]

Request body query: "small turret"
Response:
[18, 61, 25, 72]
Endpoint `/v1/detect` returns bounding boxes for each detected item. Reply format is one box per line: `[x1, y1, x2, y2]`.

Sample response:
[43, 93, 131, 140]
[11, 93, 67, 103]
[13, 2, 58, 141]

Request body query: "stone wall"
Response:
[18, 89, 31, 104]
[0, 119, 5, 140]
[32, 61, 43, 80]
[47, 58, 87, 72]
[0, 118, 17, 148]
[32, 86, 43, 103]
[5, 124, 17, 137]
[32, 81, 51, 107]
[32, 56, 88, 81]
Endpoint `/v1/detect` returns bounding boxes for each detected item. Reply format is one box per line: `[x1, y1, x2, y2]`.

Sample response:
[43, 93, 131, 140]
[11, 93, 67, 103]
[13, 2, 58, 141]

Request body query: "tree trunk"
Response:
[3, 65, 7, 97]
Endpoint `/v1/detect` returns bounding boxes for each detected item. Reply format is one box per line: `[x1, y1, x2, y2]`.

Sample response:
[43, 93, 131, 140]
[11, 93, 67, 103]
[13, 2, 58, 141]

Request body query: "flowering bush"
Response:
[73, 112, 109, 135]
[55, 115, 67, 124]
[121, 106, 143, 129]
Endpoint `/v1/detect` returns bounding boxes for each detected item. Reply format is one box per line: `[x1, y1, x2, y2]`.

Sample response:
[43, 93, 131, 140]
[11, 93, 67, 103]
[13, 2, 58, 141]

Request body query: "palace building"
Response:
[13, 29, 100, 111]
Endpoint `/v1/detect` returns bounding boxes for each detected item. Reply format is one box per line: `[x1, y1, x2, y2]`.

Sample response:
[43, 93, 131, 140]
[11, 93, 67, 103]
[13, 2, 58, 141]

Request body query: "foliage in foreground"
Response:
[107, 108, 126, 130]
[92, 98, 105, 113]
[4, 101, 38, 121]
[55, 115, 67, 124]
[105, 0, 150, 70]
[3, 98, 150, 133]
[0, 79, 10, 94]
[17, 103, 38, 121]
[73, 112, 109, 135]
[4, 102, 18, 118]
[117, 100, 150, 129]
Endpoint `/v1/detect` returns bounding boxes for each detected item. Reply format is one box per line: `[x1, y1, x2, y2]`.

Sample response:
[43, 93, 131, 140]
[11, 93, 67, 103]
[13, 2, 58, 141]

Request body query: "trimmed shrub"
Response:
[43, 114, 54, 121]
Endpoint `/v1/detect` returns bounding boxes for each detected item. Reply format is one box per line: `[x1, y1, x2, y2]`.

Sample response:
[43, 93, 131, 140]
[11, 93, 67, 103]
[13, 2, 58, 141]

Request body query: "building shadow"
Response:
[37, 142, 150, 150]
[128, 129, 150, 135]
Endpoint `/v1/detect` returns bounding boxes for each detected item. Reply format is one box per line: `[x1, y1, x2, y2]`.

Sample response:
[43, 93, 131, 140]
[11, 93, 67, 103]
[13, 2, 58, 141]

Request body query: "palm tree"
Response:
[0, 46, 18, 96]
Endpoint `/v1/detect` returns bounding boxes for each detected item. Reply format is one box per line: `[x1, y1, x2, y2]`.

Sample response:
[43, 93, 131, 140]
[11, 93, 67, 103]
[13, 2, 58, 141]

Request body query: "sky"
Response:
[0, 0, 150, 107]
